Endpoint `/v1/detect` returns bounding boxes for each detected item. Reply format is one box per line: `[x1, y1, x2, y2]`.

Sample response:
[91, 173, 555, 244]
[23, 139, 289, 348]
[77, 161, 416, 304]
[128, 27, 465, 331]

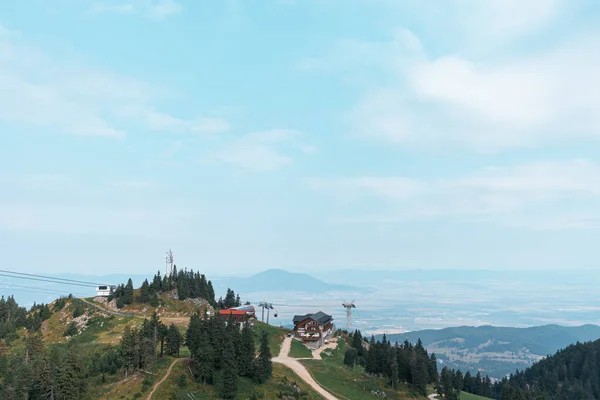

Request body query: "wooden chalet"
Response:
[292, 311, 334, 347]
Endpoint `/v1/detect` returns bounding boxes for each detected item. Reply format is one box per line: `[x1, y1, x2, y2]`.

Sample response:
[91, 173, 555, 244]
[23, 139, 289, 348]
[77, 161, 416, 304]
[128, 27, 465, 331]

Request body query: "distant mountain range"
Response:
[377, 324, 600, 378]
[212, 269, 362, 294]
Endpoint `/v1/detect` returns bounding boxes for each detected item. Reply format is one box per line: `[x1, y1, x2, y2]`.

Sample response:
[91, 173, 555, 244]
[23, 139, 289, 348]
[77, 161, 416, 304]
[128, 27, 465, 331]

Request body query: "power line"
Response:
[0, 269, 106, 287]
[0, 273, 98, 288]
[0, 283, 90, 298]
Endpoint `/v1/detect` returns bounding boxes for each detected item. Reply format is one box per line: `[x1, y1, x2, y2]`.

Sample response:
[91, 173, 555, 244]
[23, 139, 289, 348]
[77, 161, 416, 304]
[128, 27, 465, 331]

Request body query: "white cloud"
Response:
[87, 0, 182, 20]
[370, 0, 561, 48]
[88, 2, 135, 15]
[147, 0, 182, 20]
[209, 129, 315, 172]
[299, 1, 600, 151]
[211, 129, 297, 172]
[215, 143, 292, 172]
[0, 23, 224, 138]
[0, 203, 190, 237]
[117, 105, 230, 134]
[339, 29, 600, 151]
[309, 160, 600, 230]
[0, 173, 185, 236]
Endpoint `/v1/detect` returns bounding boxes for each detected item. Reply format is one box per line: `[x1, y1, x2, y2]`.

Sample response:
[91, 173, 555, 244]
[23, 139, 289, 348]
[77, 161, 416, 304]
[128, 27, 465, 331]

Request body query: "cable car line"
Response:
[0, 273, 99, 288]
[0, 283, 90, 298]
[0, 269, 105, 287]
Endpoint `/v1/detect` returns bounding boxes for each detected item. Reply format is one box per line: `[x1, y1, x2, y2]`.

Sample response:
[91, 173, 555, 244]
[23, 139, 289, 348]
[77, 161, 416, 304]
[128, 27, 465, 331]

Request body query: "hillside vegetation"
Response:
[382, 324, 600, 378]
[1, 280, 437, 400]
[493, 338, 600, 399]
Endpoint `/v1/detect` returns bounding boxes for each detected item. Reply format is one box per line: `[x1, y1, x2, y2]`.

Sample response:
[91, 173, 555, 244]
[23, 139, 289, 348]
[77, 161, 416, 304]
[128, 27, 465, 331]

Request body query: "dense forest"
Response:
[491, 338, 600, 400]
[0, 288, 270, 399]
[108, 268, 241, 310]
[344, 330, 439, 396]
[186, 314, 272, 399]
[0, 295, 74, 344]
[435, 366, 494, 399]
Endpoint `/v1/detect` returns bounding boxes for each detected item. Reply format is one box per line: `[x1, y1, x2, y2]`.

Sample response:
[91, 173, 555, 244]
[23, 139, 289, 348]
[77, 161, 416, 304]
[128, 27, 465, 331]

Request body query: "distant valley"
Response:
[378, 324, 600, 379]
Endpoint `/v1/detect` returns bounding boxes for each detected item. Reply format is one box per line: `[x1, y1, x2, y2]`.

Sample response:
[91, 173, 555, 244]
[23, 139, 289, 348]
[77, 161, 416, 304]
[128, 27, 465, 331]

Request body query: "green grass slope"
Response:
[460, 392, 493, 400]
[301, 337, 428, 400]
[151, 360, 323, 400]
[289, 339, 313, 358]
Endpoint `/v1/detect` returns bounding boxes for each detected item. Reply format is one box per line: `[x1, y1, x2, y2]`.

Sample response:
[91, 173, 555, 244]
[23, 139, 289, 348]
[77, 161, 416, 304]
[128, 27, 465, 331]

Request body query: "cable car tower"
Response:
[342, 300, 356, 332]
[165, 249, 174, 277]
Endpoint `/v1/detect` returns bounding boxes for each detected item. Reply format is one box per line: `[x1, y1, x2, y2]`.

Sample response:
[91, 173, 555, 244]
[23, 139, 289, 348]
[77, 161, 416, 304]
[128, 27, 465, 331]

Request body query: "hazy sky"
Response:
[1, 0, 600, 275]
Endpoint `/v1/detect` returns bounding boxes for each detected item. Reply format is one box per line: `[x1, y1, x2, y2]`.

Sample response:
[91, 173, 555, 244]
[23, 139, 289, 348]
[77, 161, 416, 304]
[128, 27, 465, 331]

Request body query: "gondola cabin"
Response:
[96, 285, 115, 297]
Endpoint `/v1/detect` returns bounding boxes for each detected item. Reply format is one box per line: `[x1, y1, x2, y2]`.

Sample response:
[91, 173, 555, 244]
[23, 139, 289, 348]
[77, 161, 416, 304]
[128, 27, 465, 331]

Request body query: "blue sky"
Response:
[1, 0, 600, 275]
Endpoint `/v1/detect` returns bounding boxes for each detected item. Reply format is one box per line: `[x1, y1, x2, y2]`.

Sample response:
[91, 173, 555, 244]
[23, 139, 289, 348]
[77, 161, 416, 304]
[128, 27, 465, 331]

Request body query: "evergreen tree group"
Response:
[217, 288, 242, 310]
[119, 312, 170, 377]
[0, 332, 117, 399]
[109, 269, 217, 308]
[0, 296, 28, 343]
[346, 330, 439, 396]
[186, 314, 272, 398]
[437, 367, 493, 399]
[490, 338, 600, 400]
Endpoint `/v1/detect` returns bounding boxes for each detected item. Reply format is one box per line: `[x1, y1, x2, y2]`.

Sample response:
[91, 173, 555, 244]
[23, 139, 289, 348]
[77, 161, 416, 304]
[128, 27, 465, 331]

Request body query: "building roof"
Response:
[218, 304, 256, 317]
[219, 309, 248, 316]
[293, 311, 333, 325]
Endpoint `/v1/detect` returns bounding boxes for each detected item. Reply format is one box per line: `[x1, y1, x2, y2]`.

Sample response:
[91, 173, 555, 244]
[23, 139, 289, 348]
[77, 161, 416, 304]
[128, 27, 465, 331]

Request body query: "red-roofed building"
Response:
[218, 305, 256, 329]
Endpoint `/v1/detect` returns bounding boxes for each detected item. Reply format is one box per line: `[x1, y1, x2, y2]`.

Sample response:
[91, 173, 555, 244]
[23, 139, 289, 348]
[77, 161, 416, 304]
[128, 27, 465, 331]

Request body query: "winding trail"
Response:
[273, 337, 339, 400]
[428, 394, 439, 399]
[147, 358, 190, 400]
[78, 298, 137, 318]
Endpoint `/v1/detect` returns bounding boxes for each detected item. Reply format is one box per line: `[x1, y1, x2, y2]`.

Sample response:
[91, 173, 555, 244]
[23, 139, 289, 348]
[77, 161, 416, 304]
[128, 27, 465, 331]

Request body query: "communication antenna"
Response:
[165, 249, 174, 277]
[342, 300, 356, 332]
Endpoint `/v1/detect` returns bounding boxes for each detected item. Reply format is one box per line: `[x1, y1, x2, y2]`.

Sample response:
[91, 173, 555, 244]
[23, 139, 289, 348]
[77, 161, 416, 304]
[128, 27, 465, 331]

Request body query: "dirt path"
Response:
[273, 337, 339, 400]
[79, 298, 137, 318]
[147, 358, 189, 400]
[311, 340, 338, 360]
[428, 394, 439, 399]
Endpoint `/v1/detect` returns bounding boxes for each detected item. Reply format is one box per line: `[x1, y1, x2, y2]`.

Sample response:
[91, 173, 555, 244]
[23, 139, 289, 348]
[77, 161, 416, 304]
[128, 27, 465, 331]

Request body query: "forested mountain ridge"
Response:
[381, 324, 600, 379]
[493, 338, 600, 400]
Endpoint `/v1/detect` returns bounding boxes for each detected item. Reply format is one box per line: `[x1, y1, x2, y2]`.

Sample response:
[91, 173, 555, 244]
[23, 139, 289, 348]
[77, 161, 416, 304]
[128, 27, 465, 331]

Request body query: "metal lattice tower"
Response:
[342, 300, 356, 331]
[165, 249, 174, 277]
[258, 301, 273, 323]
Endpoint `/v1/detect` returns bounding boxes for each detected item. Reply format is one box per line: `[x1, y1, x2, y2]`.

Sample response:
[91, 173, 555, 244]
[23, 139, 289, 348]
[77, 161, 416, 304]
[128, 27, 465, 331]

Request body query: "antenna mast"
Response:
[165, 249, 174, 277]
[342, 300, 356, 332]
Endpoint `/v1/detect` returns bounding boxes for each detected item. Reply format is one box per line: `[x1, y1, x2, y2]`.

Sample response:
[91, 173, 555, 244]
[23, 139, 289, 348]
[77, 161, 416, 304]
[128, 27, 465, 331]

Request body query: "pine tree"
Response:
[120, 326, 138, 377]
[151, 271, 162, 292]
[429, 353, 439, 384]
[224, 289, 237, 309]
[71, 301, 84, 318]
[124, 279, 134, 305]
[390, 354, 399, 389]
[139, 279, 151, 303]
[207, 281, 216, 305]
[238, 321, 255, 377]
[192, 327, 214, 384]
[166, 323, 183, 356]
[412, 350, 429, 396]
[220, 341, 238, 399]
[253, 331, 272, 383]
[344, 348, 358, 368]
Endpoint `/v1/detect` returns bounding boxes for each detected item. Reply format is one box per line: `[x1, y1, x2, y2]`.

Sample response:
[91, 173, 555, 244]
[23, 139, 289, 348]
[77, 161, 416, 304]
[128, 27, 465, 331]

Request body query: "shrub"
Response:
[141, 377, 153, 392]
[63, 322, 78, 337]
[72, 302, 85, 318]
